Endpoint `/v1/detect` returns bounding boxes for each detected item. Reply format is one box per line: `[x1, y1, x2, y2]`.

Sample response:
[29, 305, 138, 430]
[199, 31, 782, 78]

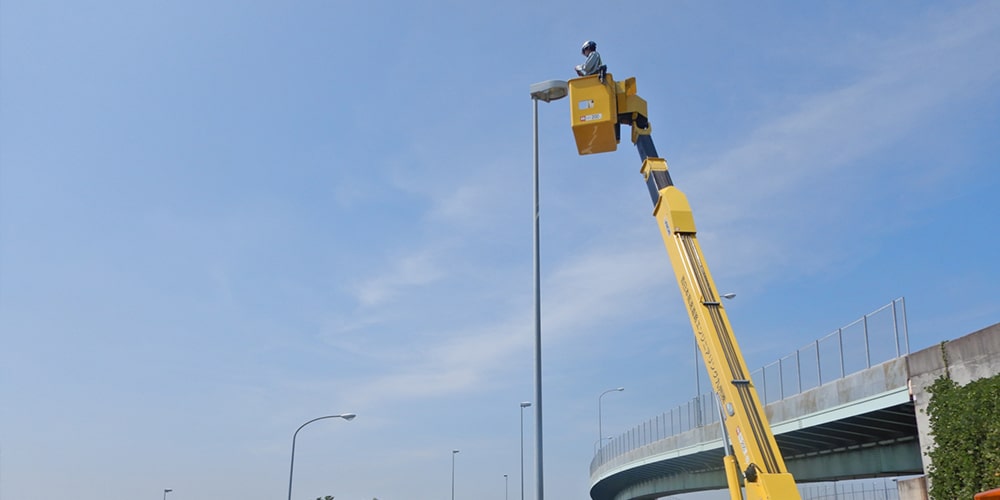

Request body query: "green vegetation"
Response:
[926, 371, 1000, 499]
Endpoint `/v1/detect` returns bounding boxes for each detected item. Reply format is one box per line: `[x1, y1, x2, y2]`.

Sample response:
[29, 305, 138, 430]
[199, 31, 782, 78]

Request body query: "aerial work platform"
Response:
[566, 71, 801, 499]
[568, 73, 648, 156]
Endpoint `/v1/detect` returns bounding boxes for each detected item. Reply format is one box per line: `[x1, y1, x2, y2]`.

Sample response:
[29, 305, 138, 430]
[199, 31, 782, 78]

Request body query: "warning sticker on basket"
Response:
[579, 113, 603, 122]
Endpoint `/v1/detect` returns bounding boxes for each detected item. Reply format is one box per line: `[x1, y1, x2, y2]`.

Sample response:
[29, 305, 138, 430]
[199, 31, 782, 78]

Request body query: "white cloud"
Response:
[337, 237, 674, 408]
[352, 250, 446, 307]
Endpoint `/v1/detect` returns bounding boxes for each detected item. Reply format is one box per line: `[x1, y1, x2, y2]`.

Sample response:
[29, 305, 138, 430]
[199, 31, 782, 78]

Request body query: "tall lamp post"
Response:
[529, 78, 568, 500]
[504, 474, 509, 500]
[163, 489, 172, 500]
[598, 387, 625, 443]
[519, 401, 531, 500]
[287, 413, 356, 500]
[451, 449, 460, 500]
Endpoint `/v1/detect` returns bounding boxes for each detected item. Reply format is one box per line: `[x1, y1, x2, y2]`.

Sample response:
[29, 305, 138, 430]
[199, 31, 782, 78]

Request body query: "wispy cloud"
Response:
[337, 239, 673, 408]
[682, 2, 1000, 280]
[352, 250, 445, 307]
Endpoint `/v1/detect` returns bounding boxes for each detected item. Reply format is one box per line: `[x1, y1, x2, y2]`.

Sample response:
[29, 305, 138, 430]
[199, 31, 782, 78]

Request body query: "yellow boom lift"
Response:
[568, 72, 801, 500]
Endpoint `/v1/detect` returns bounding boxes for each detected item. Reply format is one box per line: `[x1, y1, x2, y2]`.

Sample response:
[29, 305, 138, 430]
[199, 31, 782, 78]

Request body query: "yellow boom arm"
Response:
[569, 73, 800, 500]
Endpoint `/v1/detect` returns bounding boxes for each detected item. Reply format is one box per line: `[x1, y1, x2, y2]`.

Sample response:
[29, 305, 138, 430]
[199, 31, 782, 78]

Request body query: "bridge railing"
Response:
[752, 297, 909, 404]
[592, 297, 909, 473]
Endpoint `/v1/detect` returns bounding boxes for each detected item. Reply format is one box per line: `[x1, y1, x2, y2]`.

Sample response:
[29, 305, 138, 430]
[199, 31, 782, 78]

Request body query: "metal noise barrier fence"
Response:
[592, 297, 909, 472]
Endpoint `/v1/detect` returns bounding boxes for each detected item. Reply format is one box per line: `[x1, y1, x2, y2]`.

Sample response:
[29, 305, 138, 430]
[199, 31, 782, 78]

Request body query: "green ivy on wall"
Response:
[926, 371, 1000, 499]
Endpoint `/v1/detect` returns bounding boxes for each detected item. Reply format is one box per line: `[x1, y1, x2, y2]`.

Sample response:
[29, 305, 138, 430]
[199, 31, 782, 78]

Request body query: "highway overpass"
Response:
[589, 320, 1000, 500]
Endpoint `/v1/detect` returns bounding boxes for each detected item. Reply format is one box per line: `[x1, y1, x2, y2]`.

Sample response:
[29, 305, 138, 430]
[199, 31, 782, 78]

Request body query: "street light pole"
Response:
[519, 401, 531, 500]
[451, 449, 460, 500]
[287, 413, 356, 500]
[598, 387, 625, 443]
[163, 489, 172, 500]
[504, 474, 509, 500]
[529, 79, 568, 500]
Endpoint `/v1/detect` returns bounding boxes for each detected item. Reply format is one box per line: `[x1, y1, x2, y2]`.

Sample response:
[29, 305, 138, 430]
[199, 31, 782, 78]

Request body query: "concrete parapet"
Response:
[764, 356, 909, 425]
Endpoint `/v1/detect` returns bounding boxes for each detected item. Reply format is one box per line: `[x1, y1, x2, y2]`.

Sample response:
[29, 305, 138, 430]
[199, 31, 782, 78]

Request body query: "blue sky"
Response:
[2, 2, 999, 500]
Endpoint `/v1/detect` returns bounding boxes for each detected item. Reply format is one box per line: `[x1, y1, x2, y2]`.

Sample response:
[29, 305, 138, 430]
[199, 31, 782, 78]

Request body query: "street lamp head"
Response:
[615, 387, 624, 392]
[338, 413, 357, 421]
[722, 293, 736, 300]
[520, 401, 532, 408]
[453, 449, 460, 454]
[529, 80, 569, 102]
[164, 489, 172, 493]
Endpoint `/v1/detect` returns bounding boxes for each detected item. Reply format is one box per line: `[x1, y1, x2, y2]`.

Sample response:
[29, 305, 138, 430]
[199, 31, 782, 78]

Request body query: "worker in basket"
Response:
[575, 40, 605, 77]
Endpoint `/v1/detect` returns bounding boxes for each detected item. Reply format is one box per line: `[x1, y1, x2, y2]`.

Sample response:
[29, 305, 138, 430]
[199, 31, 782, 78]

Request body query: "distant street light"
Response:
[451, 449, 460, 500]
[593, 436, 612, 451]
[529, 78, 568, 500]
[598, 387, 625, 443]
[519, 401, 531, 500]
[287, 413, 356, 500]
[504, 474, 509, 500]
[163, 489, 172, 500]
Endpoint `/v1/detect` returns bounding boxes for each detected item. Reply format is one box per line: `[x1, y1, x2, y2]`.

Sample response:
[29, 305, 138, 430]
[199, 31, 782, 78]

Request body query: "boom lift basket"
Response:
[569, 73, 619, 155]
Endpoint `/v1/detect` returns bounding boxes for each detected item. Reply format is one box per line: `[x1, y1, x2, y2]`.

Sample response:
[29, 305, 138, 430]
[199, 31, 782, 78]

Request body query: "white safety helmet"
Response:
[581, 40, 597, 54]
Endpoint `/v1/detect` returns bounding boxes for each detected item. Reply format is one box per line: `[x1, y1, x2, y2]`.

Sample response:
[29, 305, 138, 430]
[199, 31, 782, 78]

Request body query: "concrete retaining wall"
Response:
[905, 322, 1000, 499]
